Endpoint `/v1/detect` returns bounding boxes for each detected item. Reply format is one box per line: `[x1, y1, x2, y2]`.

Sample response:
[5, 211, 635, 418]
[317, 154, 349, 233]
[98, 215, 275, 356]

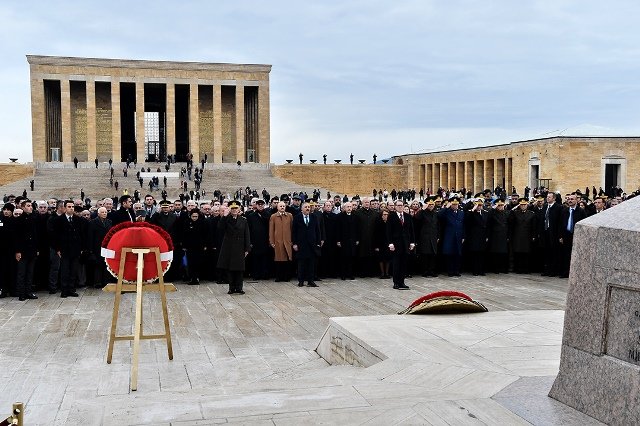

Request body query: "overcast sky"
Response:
[1, 1, 639, 164]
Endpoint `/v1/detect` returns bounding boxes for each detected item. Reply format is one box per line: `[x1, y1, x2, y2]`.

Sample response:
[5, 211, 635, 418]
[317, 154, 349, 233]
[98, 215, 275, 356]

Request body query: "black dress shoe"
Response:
[19, 296, 26, 301]
[49, 289, 57, 294]
[68, 292, 79, 297]
[398, 285, 410, 290]
[227, 290, 235, 294]
[393, 285, 399, 289]
[60, 293, 68, 298]
[298, 282, 304, 287]
[307, 282, 318, 287]
[26, 293, 38, 299]
[236, 290, 245, 295]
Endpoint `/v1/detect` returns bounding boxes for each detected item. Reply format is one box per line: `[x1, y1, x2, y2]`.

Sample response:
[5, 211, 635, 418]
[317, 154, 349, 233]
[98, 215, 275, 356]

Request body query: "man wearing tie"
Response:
[541, 192, 562, 276]
[53, 200, 84, 298]
[386, 200, 415, 289]
[292, 203, 321, 287]
[559, 193, 587, 278]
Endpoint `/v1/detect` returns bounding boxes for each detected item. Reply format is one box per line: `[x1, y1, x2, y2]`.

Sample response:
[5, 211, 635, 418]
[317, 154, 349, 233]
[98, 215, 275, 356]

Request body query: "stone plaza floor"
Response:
[0, 273, 601, 425]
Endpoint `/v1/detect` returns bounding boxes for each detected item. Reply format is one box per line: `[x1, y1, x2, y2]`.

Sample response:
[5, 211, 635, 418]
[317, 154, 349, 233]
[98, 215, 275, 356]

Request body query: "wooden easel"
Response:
[104, 247, 176, 391]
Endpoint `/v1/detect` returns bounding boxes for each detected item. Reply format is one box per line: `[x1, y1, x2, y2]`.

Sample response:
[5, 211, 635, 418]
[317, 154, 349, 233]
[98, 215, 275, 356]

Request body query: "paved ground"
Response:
[0, 273, 574, 425]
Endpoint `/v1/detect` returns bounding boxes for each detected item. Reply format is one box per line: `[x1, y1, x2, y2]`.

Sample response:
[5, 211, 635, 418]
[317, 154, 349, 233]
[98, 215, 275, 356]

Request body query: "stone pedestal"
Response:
[549, 196, 640, 425]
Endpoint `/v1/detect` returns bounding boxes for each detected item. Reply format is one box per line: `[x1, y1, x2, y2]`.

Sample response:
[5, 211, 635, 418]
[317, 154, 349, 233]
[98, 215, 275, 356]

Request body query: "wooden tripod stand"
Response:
[104, 247, 176, 391]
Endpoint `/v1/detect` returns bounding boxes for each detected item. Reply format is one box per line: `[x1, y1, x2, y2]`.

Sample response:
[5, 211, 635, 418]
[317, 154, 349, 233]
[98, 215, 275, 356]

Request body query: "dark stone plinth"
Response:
[310, 160, 317, 164]
[334, 160, 341, 164]
[285, 159, 293, 164]
[358, 159, 366, 164]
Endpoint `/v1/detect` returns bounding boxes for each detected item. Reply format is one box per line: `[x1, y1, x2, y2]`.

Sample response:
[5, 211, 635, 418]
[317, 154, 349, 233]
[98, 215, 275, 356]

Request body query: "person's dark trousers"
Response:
[60, 255, 79, 296]
[165, 249, 183, 281]
[94, 261, 110, 288]
[490, 253, 509, 273]
[16, 254, 36, 298]
[513, 253, 530, 274]
[470, 251, 485, 275]
[227, 270, 244, 293]
[185, 250, 201, 283]
[250, 252, 268, 280]
[391, 252, 408, 287]
[297, 257, 315, 284]
[446, 254, 462, 276]
[341, 255, 355, 279]
[358, 256, 375, 278]
[542, 231, 559, 276]
[422, 254, 437, 276]
[319, 248, 337, 278]
[35, 250, 49, 291]
[48, 248, 61, 292]
[560, 235, 574, 277]
[274, 261, 291, 282]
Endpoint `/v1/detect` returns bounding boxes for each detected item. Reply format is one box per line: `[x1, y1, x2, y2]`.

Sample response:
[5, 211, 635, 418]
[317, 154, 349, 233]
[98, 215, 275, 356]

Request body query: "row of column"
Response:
[423, 158, 513, 194]
[33, 77, 268, 163]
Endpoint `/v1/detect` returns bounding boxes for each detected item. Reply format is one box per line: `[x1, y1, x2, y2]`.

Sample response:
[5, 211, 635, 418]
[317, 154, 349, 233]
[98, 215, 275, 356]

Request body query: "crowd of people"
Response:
[0, 181, 637, 300]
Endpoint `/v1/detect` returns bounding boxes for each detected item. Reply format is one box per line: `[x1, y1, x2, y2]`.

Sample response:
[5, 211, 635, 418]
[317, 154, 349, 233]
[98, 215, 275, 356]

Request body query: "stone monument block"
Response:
[549, 196, 640, 425]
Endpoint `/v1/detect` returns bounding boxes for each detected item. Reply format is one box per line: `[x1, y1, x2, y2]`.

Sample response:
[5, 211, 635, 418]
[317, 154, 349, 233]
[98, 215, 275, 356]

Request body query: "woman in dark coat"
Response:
[182, 209, 205, 284]
[373, 210, 391, 279]
[414, 199, 439, 277]
[217, 201, 251, 294]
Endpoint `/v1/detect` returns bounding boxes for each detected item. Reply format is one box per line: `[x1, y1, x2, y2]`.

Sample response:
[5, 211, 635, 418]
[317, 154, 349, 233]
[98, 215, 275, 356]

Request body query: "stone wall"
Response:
[271, 164, 407, 196]
[0, 164, 34, 186]
[396, 137, 640, 196]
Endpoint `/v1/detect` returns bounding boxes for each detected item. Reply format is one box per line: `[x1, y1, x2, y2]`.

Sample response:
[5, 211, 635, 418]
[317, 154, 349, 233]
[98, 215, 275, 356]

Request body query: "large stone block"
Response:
[549, 195, 640, 425]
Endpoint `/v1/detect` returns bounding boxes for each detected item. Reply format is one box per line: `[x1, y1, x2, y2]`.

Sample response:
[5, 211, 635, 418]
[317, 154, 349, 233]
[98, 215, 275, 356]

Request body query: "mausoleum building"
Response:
[27, 55, 271, 164]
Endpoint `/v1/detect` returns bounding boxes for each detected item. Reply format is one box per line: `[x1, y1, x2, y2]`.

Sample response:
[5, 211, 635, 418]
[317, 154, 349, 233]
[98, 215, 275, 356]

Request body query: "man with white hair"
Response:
[87, 207, 112, 288]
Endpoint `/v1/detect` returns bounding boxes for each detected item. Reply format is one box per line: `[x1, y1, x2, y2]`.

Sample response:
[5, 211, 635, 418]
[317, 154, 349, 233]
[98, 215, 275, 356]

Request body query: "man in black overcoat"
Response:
[292, 202, 321, 287]
[14, 200, 39, 300]
[336, 202, 359, 280]
[386, 199, 415, 289]
[111, 195, 135, 226]
[414, 197, 439, 277]
[217, 201, 251, 294]
[464, 198, 488, 276]
[87, 207, 112, 288]
[53, 200, 84, 297]
[540, 192, 562, 277]
[245, 199, 271, 280]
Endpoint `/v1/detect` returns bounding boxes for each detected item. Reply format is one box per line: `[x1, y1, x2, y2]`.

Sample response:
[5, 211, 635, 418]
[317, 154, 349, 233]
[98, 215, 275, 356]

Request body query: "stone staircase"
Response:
[0, 162, 331, 202]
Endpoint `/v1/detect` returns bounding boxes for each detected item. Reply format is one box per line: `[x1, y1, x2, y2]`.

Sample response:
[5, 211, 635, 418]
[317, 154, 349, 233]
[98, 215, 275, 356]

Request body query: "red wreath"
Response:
[101, 222, 174, 283]
[407, 291, 473, 309]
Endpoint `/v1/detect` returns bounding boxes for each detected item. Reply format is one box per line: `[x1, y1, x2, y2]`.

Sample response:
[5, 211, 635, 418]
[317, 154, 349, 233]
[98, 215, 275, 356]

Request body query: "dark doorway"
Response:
[144, 83, 166, 162]
[120, 83, 136, 162]
[605, 164, 620, 196]
[530, 164, 539, 189]
[175, 84, 190, 161]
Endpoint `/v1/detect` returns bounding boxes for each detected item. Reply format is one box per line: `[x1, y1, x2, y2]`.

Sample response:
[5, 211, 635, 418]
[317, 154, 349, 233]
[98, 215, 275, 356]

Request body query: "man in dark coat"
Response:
[53, 200, 84, 297]
[245, 199, 271, 280]
[508, 198, 537, 273]
[415, 197, 439, 277]
[292, 202, 322, 287]
[387, 199, 415, 289]
[111, 195, 135, 226]
[217, 201, 251, 294]
[438, 198, 466, 276]
[464, 198, 488, 276]
[14, 200, 39, 300]
[540, 192, 562, 277]
[486, 200, 509, 273]
[151, 200, 181, 281]
[336, 202, 360, 280]
[319, 201, 338, 278]
[558, 193, 587, 278]
[354, 198, 378, 277]
[87, 207, 112, 288]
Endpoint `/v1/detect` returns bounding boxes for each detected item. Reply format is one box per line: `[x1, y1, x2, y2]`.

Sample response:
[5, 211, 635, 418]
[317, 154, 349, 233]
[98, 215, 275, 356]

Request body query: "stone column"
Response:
[465, 161, 474, 190]
[30, 78, 46, 162]
[111, 79, 121, 162]
[235, 83, 245, 163]
[213, 84, 222, 163]
[258, 84, 270, 163]
[449, 162, 456, 190]
[136, 81, 145, 162]
[457, 162, 465, 190]
[86, 78, 97, 162]
[166, 82, 176, 158]
[189, 82, 200, 160]
[484, 159, 494, 191]
[474, 160, 484, 194]
[61, 78, 72, 162]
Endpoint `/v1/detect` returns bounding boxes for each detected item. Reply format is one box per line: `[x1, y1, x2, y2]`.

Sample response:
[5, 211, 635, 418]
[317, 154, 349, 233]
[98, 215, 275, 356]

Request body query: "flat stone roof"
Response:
[26, 55, 272, 73]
